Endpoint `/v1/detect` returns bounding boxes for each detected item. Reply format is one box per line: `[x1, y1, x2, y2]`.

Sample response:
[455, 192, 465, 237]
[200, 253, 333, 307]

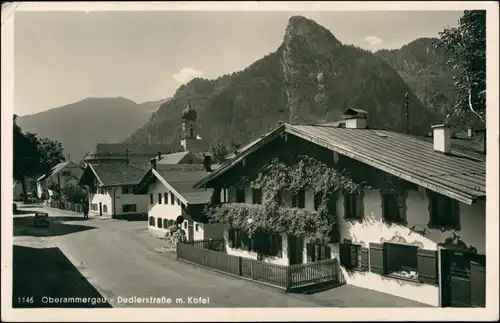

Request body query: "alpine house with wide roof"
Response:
[193, 108, 486, 308]
[79, 163, 149, 217]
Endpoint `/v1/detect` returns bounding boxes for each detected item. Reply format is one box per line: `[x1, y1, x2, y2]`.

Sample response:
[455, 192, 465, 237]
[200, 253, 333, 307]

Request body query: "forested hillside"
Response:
[126, 16, 431, 149]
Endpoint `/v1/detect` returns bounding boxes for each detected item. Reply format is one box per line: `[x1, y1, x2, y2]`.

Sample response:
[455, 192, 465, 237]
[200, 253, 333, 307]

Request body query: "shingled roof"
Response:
[36, 161, 79, 182]
[137, 164, 213, 205]
[84, 143, 174, 161]
[80, 163, 149, 186]
[194, 123, 486, 205]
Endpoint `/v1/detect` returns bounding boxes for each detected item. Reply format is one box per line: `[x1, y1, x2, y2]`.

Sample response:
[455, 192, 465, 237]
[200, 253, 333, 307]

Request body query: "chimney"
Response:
[203, 154, 212, 172]
[125, 148, 129, 164]
[150, 157, 157, 170]
[431, 124, 452, 154]
[343, 108, 368, 129]
[157, 151, 162, 161]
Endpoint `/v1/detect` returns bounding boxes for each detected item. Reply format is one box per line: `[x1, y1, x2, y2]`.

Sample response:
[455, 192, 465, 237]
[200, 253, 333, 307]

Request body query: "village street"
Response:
[12, 205, 430, 308]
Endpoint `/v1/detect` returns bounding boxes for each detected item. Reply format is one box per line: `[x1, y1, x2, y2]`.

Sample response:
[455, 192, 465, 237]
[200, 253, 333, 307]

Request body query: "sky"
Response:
[13, 9, 464, 116]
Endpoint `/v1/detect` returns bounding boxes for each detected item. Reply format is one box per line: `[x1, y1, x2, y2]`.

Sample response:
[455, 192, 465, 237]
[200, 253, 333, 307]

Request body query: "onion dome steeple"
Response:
[181, 96, 197, 121]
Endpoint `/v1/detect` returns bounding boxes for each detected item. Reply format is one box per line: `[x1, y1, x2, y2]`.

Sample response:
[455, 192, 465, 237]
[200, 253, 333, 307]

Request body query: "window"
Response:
[89, 186, 97, 194]
[176, 198, 180, 205]
[122, 204, 137, 213]
[62, 171, 70, 176]
[195, 224, 199, 232]
[164, 193, 168, 204]
[158, 193, 162, 204]
[252, 188, 262, 204]
[385, 243, 418, 279]
[228, 229, 282, 257]
[150, 193, 154, 204]
[256, 233, 282, 257]
[220, 188, 229, 203]
[344, 193, 362, 220]
[183, 222, 187, 229]
[170, 192, 175, 205]
[98, 187, 105, 195]
[235, 187, 246, 203]
[292, 189, 306, 208]
[103, 205, 108, 213]
[157, 218, 163, 228]
[306, 243, 331, 262]
[382, 191, 406, 225]
[313, 193, 323, 211]
[163, 219, 168, 228]
[122, 186, 132, 194]
[428, 192, 460, 229]
[340, 243, 363, 270]
[149, 216, 155, 226]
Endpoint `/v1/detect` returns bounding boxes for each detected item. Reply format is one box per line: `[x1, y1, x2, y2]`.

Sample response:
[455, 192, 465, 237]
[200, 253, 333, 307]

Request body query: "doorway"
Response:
[99, 202, 102, 216]
[440, 249, 486, 307]
[288, 235, 303, 265]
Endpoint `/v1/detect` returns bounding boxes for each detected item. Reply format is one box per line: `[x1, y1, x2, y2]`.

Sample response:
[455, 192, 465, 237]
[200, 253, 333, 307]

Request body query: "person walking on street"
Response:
[83, 202, 89, 219]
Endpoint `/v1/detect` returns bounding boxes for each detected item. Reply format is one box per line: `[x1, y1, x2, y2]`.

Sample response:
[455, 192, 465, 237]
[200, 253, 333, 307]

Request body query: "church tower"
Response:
[180, 97, 208, 154]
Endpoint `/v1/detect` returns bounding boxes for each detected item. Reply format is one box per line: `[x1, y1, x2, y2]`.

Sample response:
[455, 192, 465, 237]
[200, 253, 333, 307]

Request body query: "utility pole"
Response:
[405, 92, 409, 134]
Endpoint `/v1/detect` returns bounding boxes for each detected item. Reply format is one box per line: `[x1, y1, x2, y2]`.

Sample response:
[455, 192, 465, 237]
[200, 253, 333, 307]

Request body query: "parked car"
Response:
[33, 212, 50, 227]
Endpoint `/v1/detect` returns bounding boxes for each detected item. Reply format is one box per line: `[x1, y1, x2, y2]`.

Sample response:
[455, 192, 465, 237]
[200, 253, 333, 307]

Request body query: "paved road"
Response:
[13, 205, 430, 308]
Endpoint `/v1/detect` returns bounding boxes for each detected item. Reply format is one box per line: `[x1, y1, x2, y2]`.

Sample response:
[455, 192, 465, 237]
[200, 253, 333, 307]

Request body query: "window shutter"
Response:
[343, 193, 348, 218]
[360, 246, 369, 271]
[236, 230, 242, 247]
[241, 231, 250, 251]
[356, 191, 364, 220]
[452, 200, 461, 230]
[417, 248, 438, 285]
[399, 192, 408, 225]
[427, 192, 434, 227]
[380, 192, 387, 222]
[339, 243, 350, 268]
[228, 229, 235, 248]
[306, 243, 314, 263]
[276, 235, 283, 257]
[470, 261, 486, 307]
[369, 243, 385, 275]
[325, 244, 331, 260]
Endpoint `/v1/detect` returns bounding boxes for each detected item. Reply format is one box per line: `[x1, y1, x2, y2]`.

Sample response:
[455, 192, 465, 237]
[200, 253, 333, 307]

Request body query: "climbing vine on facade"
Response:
[207, 155, 366, 243]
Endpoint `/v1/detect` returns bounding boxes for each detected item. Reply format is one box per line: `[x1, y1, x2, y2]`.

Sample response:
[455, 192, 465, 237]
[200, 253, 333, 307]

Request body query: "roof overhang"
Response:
[194, 123, 481, 205]
[78, 164, 104, 187]
[150, 168, 190, 206]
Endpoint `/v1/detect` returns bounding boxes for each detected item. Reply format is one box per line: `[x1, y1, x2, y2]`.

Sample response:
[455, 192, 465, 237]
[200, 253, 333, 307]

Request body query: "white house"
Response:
[136, 158, 223, 241]
[193, 110, 486, 308]
[36, 161, 84, 199]
[78, 163, 149, 217]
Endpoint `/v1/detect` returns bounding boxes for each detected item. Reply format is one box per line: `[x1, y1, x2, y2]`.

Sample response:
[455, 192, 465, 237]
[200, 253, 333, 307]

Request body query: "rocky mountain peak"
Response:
[283, 16, 342, 55]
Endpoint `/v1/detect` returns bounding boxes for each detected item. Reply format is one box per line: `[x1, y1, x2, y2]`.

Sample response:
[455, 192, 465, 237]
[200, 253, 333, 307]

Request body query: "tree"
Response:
[13, 115, 65, 202]
[435, 10, 486, 126]
[13, 115, 40, 202]
[61, 184, 87, 204]
[209, 143, 229, 163]
[37, 136, 65, 175]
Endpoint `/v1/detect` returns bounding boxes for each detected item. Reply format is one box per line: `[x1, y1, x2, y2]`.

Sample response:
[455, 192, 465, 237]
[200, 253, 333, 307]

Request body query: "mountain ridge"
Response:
[125, 15, 433, 149]
[16, 97, 169, 162]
